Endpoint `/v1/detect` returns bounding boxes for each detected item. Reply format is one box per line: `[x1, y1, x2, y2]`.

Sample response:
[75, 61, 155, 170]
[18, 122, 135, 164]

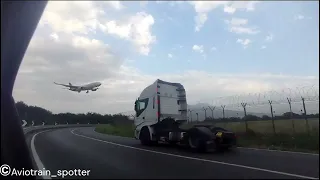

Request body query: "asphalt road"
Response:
[25, 127, 319, 179]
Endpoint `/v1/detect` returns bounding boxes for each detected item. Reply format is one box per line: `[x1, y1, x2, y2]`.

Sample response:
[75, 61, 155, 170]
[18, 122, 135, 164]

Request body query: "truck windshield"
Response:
[134, 98, 149, 117]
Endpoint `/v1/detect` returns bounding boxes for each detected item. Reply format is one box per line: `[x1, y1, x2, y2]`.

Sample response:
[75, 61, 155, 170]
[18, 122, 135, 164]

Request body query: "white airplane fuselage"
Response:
[55, 81, 102, 93]
[81, 82, 101, 90]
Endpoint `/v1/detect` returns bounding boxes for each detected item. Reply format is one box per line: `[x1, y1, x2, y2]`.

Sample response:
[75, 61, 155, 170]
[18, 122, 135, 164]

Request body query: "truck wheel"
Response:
[140, 127, 151, 146]
[188, 136, 206, 153]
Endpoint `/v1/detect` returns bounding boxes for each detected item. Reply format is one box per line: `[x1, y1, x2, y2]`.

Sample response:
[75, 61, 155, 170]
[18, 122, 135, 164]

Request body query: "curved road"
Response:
[25, 127, 319, 179]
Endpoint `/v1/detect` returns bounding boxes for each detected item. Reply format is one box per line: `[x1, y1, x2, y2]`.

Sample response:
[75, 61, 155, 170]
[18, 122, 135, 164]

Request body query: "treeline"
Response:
[16, 101, 319, 126]
[16, 101, 131, 126]
[203, 112, 319, 123]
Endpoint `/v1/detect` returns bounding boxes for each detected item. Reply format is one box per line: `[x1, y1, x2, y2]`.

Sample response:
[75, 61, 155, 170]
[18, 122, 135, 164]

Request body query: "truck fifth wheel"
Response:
[133, 79, 237, 153]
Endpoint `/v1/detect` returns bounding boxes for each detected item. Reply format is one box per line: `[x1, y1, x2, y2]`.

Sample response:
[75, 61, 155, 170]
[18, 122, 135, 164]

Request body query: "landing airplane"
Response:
[54, 82, 102, 93]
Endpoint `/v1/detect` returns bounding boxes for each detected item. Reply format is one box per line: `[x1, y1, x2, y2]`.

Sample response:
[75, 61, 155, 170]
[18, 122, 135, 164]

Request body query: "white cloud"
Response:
[294, 14, 312, 21]
[230, 26, 259, 34]
[105, 1, 125, 10]
[265, 33, 274, 42]
[225, 18, 248, 26]
[49, 33, 59, 42]
[261, 45, 267, 49]
[39, 1, 104, 35]
[224, 6, 236, 14]
[225, 17, 259, 35]
[237, 38, 252, 48]
[195, 13, 208, 32]
[39, 1, 155, 56]
[294, 14, 305, 20]
[190, 1, 260, 31]
[192, 45, 204, 53]
[168, 53, 173, 58]
[99, 12, 156, 55]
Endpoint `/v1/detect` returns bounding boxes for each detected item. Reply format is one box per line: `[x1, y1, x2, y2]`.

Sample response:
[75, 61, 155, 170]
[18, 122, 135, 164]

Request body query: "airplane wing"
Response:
[54, 82, 77, 88]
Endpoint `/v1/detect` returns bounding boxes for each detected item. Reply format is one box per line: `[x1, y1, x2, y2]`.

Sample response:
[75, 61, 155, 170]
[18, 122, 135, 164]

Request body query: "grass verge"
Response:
[95, 124, 134, 138]
[236, 131, 319, 154]
[95, 124, 319, 154]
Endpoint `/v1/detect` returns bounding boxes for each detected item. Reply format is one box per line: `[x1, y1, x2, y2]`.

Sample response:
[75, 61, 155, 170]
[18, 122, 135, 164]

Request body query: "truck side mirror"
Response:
[134, 100, 138, 112]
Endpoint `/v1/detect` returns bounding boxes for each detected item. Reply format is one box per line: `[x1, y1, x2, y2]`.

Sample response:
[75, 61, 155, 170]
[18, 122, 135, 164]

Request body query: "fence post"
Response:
[208, 106, 215, 125]
[268, 100, 276, 135]
[241, 102, 248, 133]
[208, 106, 215, 120]
[221, 105, 226, 128]
[196, 113, 199, 122]
[301, 97, 310, 135]
[221, 105, 226, 119]
[287, 97, 295, 134]
[202, 107, 208, 120]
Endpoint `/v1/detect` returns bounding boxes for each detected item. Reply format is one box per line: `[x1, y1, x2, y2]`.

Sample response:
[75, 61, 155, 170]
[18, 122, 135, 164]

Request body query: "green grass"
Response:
[95, 119, 319, 154]
[182, 118, 319, 134]
[95, 124, 134, 138]
[236, 132, 319, 153]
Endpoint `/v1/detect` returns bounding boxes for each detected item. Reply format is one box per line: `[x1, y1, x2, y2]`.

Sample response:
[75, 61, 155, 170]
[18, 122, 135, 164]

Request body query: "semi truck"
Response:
[134, 79, 237, 152]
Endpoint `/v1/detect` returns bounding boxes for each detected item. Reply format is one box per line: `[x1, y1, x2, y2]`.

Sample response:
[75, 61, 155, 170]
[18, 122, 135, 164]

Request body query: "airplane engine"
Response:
[92, 88, 98, 91]
[77, 87, 82, 92]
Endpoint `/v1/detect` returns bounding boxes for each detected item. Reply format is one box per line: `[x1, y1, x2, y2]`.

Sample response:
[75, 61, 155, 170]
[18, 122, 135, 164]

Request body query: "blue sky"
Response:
[99, 1, 319, 76]
[14, 1, 319, 114]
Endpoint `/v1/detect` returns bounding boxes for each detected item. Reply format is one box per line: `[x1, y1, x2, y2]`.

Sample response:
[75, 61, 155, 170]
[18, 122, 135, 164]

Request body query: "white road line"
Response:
[31, 130, 52, 180]
[237, 147, 319, 156]
[70, 129, 318, 180]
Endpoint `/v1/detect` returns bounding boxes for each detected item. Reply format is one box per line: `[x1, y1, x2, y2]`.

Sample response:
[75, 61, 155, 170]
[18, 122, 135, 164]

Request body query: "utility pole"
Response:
[287, 97, 295, 134]
[241, 102, 248, 133]
[268, 100, 276, 135]
[301, 97, 310, 135]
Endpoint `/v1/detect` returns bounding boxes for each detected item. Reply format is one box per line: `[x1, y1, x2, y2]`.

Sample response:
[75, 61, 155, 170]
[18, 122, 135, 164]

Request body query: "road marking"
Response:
[71, 129, 318, 180]
[237, 147, 319, 156]
[31, 130, 52, 179]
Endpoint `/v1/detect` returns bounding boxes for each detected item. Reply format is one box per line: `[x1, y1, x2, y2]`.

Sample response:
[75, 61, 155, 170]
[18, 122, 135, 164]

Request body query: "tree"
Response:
[261, 115, 271, 120]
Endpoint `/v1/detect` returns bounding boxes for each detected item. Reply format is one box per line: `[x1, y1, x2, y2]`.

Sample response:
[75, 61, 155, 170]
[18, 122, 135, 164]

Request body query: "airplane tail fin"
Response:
[69, 82, 72, 86]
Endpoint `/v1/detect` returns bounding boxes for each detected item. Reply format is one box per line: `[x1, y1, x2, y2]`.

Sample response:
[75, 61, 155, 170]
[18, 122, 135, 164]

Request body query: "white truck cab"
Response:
[133, 79, 236, 152]
[134, 79, 187, 140]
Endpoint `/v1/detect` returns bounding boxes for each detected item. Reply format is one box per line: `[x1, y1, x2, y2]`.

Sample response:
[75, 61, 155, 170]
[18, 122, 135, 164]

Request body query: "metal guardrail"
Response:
[22, 124, 94, 135]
